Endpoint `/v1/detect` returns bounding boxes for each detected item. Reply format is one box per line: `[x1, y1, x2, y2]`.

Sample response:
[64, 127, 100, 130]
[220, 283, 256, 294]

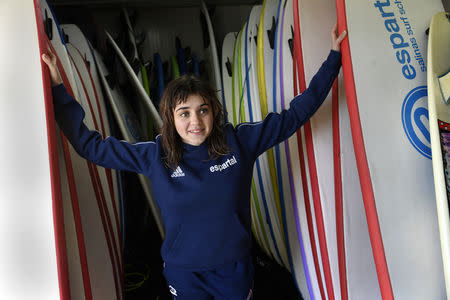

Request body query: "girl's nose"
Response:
[190, 112, 201, 124]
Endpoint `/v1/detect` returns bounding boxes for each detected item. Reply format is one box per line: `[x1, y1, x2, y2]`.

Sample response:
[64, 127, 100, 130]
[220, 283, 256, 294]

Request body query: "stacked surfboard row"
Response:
[4, 0, 449, 299]
[25, 0, 132, 299]
[221, 0, 449, 299]
[2, 0, 127, 298]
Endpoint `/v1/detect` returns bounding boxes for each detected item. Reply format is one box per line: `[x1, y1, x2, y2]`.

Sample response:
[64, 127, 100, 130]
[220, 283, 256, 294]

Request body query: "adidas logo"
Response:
[171, 166, 185, 178]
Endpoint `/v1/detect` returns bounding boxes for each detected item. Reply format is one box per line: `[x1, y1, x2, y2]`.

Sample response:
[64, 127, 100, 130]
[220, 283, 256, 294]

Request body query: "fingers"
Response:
[41, 53, 51, 65]
[337, 30, 347, 43]
[42, 50, 56, 67]
[41, 49, 63, 86]
[331, 24, 347, 52]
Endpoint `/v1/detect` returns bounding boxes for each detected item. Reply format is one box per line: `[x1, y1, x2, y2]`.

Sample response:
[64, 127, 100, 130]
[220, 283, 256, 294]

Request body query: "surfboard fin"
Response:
[267, 16, 277, 50]
[61, 28, 69, 44]
[288, 26, 294, 58]
[439, 69, 450, 104]
[84, 53, 90, 69]
[226, 57, 232, 77]
[44, 9, 53, 40]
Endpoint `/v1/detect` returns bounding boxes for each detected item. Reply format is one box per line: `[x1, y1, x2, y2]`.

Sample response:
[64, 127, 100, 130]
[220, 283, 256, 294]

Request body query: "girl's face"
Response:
[173, 94, 213, 146]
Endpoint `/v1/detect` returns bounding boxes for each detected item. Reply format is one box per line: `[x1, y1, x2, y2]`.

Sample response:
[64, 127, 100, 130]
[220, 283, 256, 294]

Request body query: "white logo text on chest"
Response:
[209, 156, 238, 173]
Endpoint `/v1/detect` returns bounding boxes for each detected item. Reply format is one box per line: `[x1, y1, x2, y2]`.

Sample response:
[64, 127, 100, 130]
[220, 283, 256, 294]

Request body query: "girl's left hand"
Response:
[331, 23, 347, 52]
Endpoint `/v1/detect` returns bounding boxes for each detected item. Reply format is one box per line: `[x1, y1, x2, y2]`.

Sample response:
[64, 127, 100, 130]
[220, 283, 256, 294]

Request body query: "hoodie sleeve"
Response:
[52, 84, 155, 174]
[234, 50, 341, 158]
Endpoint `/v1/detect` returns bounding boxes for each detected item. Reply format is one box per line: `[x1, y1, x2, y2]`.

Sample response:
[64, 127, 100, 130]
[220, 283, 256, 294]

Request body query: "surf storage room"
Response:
[3, 0, 450, 299]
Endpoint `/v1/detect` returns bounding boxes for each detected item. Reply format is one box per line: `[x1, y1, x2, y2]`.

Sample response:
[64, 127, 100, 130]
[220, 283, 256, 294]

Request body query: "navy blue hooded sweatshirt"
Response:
[52, 50, 341, 271]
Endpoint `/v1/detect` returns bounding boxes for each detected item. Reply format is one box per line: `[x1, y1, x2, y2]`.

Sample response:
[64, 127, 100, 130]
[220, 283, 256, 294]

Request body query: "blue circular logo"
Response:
[401, 86, 431, 159]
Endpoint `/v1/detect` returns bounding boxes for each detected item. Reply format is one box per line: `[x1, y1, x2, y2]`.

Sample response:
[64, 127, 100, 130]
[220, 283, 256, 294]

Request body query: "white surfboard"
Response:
[292, 0, 362, 299]
[60, 24, 125, 245]
[62, 23, 123, 252]
[233, 21, 278, 261]
[257, 0, 286, 248]
[245, 4, 291, 269]
[65, 40, 125, 300]
[336, 0, 446, 298]
[427, 11, 450, 299]
[200, 0, 222, 102]
[231, 29, 242, 126]
[105, 30, 162, 131]
[275, 0, 328, 298]
[93, 48, 165, 239]
[221, 32, 237, 123]
[249, 4, 293, 270]
[121, 8, 152, 139]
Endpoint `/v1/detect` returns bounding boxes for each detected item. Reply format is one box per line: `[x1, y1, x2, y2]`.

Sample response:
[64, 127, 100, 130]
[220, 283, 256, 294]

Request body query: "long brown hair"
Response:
[159, 74, 229, 169]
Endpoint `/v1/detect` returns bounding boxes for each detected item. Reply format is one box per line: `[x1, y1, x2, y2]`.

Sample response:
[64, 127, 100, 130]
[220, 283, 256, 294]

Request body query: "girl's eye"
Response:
[200, 108, 208, 114]
[180, 112, 188, 118]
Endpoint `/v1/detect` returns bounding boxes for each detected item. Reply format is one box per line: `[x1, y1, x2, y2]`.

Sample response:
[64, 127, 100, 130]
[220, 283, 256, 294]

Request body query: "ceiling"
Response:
[48, 0, 260, 7]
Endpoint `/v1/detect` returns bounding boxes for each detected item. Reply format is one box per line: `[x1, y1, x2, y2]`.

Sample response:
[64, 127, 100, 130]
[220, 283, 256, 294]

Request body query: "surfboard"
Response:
[200, 0, 222, 102]
[231, 22, 276, 261]
[171, 55, 180, 80]
[336, 0, 446, 298]
[276, 1, 318, 298]
[0, 1, 64, 298]
[245, 4, 291, 271]
[64, 33, 125, 300]
[105, 30, 162, 131]
[256, 0, 285, 244]
[93, 49, 165, 239]
[274, 1, 323, 298]
[230, 29, 241, 126]
[427, 11, 450, 298]
[221, 31, 237, 121]
[61, 23, 125, 251]
[67, 40, 125, 300]
[292, 0, 359, 298]
[121, 8, 152, 140]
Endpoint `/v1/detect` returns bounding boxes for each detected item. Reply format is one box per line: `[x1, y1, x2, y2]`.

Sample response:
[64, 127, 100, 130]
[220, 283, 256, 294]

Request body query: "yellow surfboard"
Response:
[256, 0, 285, 240]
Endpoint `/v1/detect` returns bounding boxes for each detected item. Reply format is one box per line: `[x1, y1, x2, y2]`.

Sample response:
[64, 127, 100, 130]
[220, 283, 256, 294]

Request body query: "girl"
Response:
[42, 24, 346, 300]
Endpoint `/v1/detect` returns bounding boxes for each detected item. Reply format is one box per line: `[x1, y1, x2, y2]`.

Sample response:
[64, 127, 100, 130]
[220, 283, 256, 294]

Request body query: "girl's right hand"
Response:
[331, 23, 347, 52]
[42, 50, 63, 86]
